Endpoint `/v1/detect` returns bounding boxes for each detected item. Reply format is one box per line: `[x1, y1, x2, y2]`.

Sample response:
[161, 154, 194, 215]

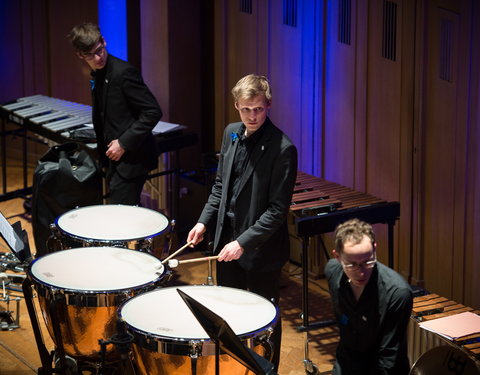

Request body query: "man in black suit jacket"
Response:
[188, 74, 298, 370]
[68, 23, 162, 205]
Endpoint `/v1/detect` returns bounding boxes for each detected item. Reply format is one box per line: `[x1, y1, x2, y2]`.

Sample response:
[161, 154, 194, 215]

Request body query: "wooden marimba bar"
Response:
[409, 293, 480, 365]
[291, 171, 387, 217]
[290, 171, 400, 267]
[289, 171, 400, 331]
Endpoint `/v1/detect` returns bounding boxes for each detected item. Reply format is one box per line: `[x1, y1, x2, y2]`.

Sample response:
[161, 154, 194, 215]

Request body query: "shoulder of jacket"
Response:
[224, 122, 243, 134]
[108, 55, 138, 75]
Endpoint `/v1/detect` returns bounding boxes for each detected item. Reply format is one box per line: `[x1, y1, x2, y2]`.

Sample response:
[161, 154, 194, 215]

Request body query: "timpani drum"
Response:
[28, 247, 167, 361]
[51, 205, 171, 255]
[119, 285, 278, 375]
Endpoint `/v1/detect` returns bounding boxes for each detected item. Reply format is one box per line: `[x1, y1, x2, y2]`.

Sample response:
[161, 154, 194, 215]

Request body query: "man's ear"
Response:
[332, 249, 341, 262]
[234, 102, 239, 110]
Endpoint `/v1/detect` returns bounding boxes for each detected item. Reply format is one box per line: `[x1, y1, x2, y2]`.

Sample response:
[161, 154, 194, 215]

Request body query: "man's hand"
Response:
[106, 139, 125, 161]
[187, 223, 206, 246]
[218, 240, 244, 262]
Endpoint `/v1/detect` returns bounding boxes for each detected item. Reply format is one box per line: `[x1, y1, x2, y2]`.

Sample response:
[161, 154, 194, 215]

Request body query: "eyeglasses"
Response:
[81, 44, 105, 61]
[238, 107, 266, 114]
[340, 253, 377, 271]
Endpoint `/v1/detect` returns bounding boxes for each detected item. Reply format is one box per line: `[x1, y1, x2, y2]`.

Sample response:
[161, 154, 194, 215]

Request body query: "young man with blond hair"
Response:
[188, 74, 297, 370]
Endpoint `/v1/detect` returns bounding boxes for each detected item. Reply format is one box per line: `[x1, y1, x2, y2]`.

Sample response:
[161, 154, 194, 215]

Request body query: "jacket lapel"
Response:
[222, 124, 242, 194]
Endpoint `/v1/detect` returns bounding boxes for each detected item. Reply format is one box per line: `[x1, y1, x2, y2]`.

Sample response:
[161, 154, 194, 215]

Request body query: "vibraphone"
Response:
[1, 94, 93, 140]
[409, 293, 480, 366]
[289, 171, 400, 331]
[0, 94, 197, 203]
[0, 95, 96, 201]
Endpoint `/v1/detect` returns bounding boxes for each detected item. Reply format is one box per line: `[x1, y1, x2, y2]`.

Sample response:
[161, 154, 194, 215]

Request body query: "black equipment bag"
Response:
[31, 143, 103, 257]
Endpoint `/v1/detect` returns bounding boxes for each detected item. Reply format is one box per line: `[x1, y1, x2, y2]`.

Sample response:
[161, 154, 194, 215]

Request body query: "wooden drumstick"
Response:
[161, 241, 193, 264]
[168, 255, 219, 268]
[179, 255, 219, 264]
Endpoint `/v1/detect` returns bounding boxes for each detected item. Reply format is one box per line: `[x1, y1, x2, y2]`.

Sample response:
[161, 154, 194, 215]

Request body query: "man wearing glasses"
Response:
[325, 219, 413, 374]
[68, 23, 162, 205]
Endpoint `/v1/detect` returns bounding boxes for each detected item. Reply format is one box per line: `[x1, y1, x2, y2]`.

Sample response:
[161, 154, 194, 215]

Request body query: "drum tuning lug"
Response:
[164, 269, 174, 282]
[266, 326, 274, 340]
[189, 340, 203, 358]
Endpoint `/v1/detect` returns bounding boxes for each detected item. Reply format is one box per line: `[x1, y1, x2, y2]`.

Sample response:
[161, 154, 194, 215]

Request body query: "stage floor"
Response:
[0, 162, 337, 375]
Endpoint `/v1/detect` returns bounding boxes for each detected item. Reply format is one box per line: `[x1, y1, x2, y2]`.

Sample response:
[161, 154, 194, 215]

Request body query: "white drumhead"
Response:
[56, 205, 169, 241]
[30, 247, 164, 291]
[120, 285, 277, 339]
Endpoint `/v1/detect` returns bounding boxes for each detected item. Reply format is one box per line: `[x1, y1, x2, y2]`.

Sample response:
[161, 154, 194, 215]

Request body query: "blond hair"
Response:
[231, 74, 272, 102]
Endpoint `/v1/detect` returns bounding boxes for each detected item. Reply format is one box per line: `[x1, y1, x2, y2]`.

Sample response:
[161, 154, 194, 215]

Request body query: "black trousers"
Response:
[106, 167, 147, 206]
[216, 246, 283, 371]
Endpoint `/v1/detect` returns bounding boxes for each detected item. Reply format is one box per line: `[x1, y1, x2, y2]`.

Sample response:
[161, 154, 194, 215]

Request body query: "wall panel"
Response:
[324, 0, 357, 187]
[269, 1, 306, 164]
[48, 1, 98, 104]
[420, 4, 461, 297]
[365, 0, 415, 273]
[463, 0, 480, 309]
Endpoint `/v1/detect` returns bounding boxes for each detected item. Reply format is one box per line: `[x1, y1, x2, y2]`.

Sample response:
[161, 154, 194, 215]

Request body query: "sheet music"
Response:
[152, 121, 186, 135]
[0, 211, 23, 252]
[419, 311, 480, 340]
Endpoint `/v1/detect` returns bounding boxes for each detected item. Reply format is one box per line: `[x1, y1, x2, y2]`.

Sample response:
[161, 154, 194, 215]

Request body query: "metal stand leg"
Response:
[1, 116, 6, 194]
[207, 258, 215, 285]
[388, 221, 394, 268]
[303, 331, 319, 374]
[297, 236, 336, 332]
[21, 278, 54, 373]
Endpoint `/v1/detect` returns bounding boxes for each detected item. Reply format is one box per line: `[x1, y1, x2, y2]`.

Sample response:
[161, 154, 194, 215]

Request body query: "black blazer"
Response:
[92, 55, 162, 179]
[198, 118, 298, 272]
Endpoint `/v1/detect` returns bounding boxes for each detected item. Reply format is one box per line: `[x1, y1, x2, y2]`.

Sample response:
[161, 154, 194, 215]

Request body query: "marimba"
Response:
[289, 171, 400, 331]
[409, 293, 480, 366]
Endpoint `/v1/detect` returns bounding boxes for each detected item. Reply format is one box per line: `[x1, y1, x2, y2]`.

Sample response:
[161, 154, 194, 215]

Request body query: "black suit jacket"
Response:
[198, 118, 298, 272]
[92, 54, 162, 179]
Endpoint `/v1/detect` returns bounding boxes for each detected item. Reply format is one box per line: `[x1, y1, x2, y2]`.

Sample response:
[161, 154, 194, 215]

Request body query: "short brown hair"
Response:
[67, 22, 103, 53]
[231, 74, 272, 102]
[334, 219, 375, 254]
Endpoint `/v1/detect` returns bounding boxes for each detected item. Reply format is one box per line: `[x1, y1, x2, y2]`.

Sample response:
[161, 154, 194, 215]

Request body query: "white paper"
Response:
[152, 121, 185, 135]
[419, 311, 480, 340]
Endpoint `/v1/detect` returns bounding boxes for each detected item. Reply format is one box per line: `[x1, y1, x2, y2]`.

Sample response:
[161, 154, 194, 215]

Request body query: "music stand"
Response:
[176, 288, 277, 375]
[0, 210, 31, 263]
